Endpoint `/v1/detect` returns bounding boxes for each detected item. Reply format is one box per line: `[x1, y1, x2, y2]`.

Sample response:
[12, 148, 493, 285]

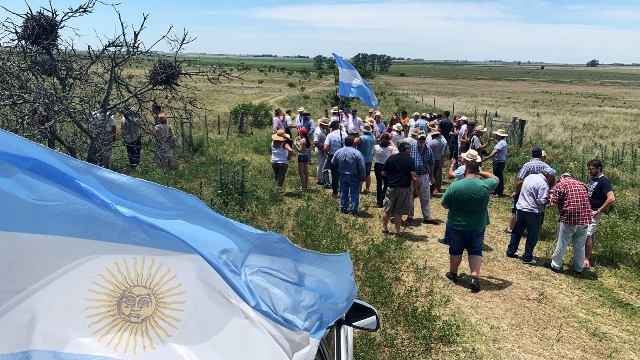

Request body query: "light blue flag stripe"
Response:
[0, 129, 357, 338]
[332, 53, 379, 109]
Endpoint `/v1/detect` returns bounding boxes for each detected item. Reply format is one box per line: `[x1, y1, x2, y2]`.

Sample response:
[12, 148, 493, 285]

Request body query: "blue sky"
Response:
[2, 1, 638, 63]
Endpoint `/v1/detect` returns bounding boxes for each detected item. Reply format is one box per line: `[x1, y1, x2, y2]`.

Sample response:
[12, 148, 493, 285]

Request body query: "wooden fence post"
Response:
[226, 114, 232, 140]
[238, 111, 245, 134]
[452, 102, 455, 115]
[510, 117, 518, 144]
[484, 110, 488, 126]
[204, 114, 209, 148]
[433, 97, 436, 108]
[518, 118, 527, 148]
[180, 119, 185, 149]
[217, 114, 221, 135]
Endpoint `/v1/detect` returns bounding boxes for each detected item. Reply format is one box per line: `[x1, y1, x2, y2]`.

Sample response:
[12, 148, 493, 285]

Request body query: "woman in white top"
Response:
[271, 129, 293, 188]
[390, 123, 405, 147]
[295, 127, 312, 191]
[374, 133, 396, 207]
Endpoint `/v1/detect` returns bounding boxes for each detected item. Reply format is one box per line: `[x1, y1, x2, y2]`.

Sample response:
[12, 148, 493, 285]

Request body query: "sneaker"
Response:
[423, 219, 440, 225]
[522, 259, 537, 265]
[506, 252, 518, 258]
[545, 262, 562, 273]
[340, 209, 348, 214]
[438, 238, 450, 245]
[445, 272, 459, 283]
[470, 278, 481, 293]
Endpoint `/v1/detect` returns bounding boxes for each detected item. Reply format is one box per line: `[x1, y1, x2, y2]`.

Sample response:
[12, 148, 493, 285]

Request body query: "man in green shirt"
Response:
[441, 160, 498, 292]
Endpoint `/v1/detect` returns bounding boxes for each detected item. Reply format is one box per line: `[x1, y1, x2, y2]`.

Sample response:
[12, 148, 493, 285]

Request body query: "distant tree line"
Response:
[586, 59, 599, 67]
[313, 53, 393, 74]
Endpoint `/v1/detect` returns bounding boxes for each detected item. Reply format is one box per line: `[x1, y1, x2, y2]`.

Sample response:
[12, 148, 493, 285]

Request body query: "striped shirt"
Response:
[550, 178, 591, 225]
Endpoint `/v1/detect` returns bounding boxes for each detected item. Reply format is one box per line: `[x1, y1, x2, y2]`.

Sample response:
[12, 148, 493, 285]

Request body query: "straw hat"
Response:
[392, 123, 403, 132]
[461, 149, 482, 163]
[411, 127, 421, 137]
[331, 106, 339, 113]
[361, 124, 373, 134]
[417, 131, 428, 139]
[297, 107, 305, 113]
[413, 112, 421, 117]
[271, 129, 290, 141]
[368, 108, 375, 113]
[493, 129, 509, 137]
[318, 117, 331, 126]
[374, 110, 382, 116]
[421, 112, 428, 117]
[475, 125, 487, 132]
[365, 118, 375, 125]
[430, 129, 441, 136]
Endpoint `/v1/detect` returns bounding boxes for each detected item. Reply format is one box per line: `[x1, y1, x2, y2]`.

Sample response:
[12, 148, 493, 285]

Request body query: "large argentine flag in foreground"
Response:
[0, 129, 356, 360]
[333, 53, 379, 109]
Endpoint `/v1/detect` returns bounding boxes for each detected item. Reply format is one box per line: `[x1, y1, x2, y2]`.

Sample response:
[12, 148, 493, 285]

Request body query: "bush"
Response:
[287, 82, 296, 88]
[229, 102, 272, 130]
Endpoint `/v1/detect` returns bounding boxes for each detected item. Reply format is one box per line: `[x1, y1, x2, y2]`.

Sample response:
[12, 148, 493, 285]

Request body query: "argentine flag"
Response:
[333, 53, 379, 109]
[0, 129, 356, 359]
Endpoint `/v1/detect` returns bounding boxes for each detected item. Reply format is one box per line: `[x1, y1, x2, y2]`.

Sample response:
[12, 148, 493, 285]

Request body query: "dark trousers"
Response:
[507, 210, 543, 262]
[431, 159, 443, 192]
[125, 136, 142, 167]
[272, 163, 288, 187]
[492, 161, 506, 196]
[374, 162, 387, 206]
[448, 137, 457, 159]
[326, 154, 340, 195]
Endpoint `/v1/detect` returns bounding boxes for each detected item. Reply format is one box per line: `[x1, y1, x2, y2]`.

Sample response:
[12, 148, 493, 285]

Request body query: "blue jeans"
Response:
[507, 210, 543, 262]
[492, 161, 506, 196]
[339, 174, 361, 214]
[448, 225, 485, 256]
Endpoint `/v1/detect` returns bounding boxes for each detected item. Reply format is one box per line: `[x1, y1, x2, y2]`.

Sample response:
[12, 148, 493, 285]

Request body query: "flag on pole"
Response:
[333, 53, 379, 109]
[0, 129, 356, 360]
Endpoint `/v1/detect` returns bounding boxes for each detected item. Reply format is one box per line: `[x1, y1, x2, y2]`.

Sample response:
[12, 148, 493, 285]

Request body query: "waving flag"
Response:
[333, 53, 379, 109]
[0, 129, 356, 360]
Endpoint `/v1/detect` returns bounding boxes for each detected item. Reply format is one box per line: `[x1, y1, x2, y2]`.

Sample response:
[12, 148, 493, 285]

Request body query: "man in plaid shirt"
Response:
[407, 131, 437, 224]
[549, 173, 592, 273]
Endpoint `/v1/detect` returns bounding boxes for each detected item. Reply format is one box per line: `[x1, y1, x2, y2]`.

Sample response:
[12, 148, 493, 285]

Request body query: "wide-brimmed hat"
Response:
[413, 112, 420, 117]
[365, 118, 375, 125]
[361, 124, 373, 134]
[411, 127, 421, 136]
[461, 149, 482, 163]
[368, 108, 375, 113]
[272, 129, 290, 141]
[417, 131, 428, 139]
[331, 106, 339, 113]
[392, 123, 403, 131]
[421, 112, 428, 117]
[318, 117, 330, 126]
[460, 116, 468, 122]
[297, 107, 305, 112]
[475, 125, 487, 132]
[374, 111, 382, 116]
[560, 172, 573, 179]
[493, 129, 509, 137]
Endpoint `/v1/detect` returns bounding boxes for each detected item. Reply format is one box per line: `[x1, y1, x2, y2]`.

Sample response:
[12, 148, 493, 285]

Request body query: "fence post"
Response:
[324, 109, 329, 118]
[226, 114, 232, 140]
[188, 112, 193, 151]
[217, 114, 221, 135]
[204, 114, 209, 149]
[452, 102, 455, 115]
[518, 118, 527, 148]
[510, 117, 518, 145]
[421, 95, 423, 103]
[484, 110, 488, 126]
[180, 119, 185, 149]
[433, 97, 436, 108]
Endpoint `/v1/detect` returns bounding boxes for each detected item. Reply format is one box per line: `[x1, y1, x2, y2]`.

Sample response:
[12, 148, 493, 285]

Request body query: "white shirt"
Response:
[374, 145, 394, 164]
[346, 116, 363, 134]
[390, 132, 404, 147]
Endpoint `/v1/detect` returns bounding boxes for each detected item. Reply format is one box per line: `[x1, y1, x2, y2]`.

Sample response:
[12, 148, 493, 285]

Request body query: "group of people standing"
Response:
[270, 106, 614, 293]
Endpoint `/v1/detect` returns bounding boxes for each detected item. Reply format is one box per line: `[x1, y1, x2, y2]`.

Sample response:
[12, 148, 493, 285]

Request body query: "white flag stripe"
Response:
[0, 232, 318, 360]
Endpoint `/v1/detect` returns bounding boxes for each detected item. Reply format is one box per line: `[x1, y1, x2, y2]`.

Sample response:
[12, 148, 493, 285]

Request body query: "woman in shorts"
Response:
[295, 127, 312, 191]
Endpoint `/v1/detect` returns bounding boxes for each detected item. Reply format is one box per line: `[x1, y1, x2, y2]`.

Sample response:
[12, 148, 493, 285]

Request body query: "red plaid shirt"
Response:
[551, 178, 591, 225]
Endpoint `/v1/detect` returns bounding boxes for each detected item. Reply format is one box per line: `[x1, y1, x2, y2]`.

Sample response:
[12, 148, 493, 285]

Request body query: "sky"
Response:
[2, 0, 639, 64]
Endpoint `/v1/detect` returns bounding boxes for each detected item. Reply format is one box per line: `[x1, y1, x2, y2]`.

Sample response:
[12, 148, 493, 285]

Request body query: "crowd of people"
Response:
[271, 106, 615, 293]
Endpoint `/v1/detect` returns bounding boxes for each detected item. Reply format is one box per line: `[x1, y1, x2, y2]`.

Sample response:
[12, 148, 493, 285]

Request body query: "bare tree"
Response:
[0, 1, 240, 166]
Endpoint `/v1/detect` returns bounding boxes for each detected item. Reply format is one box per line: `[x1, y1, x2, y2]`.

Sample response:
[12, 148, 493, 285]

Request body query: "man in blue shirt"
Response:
[332, 136, 366, 215]
[409, 131, 437, 224]
[483, 129, 508, 197]
[355, 124, 376, 193]
[298, 110, 314, 135]
[323, 120, 348, 195]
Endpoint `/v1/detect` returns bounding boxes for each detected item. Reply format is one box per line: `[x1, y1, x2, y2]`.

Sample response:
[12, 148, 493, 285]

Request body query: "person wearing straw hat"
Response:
[330, 106, 340, 123]
[441, 158, 498, 292]
[295, 107, 305, 128]
[409, 131, 438, 224]
[314, 118, 331, 186]
[468, 125, 489, 155]
[408, 112, 421, 135]
[271, 129, 293, 188]
[390, 123, 404, 147]
[365, 108, 375, 124]
[355, 124, 376, 193]
[506, 168, 557, 265]
[373, 111, 386, 138]
[483, 128, 509, 197]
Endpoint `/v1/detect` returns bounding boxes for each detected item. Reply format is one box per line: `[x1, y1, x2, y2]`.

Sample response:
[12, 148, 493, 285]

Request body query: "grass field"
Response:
[64, 58, 640, 359]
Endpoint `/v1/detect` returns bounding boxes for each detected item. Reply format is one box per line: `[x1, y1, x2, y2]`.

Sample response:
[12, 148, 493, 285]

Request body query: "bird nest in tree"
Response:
[18, 11, 60, 50]
[148, 60, 181, 88]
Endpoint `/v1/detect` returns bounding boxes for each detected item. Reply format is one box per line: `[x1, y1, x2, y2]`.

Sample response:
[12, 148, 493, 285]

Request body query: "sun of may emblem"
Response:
[85, 257, 185, 354]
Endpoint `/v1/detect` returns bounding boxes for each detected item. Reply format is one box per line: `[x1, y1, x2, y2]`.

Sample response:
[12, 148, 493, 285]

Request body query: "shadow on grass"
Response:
[452, 274, 513, 292]
[400, 232, 429, 242]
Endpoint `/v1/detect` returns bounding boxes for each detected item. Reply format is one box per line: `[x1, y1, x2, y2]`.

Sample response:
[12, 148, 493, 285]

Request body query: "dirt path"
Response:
[352, 177, 640, 359]
[254, 80, 334, 104]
